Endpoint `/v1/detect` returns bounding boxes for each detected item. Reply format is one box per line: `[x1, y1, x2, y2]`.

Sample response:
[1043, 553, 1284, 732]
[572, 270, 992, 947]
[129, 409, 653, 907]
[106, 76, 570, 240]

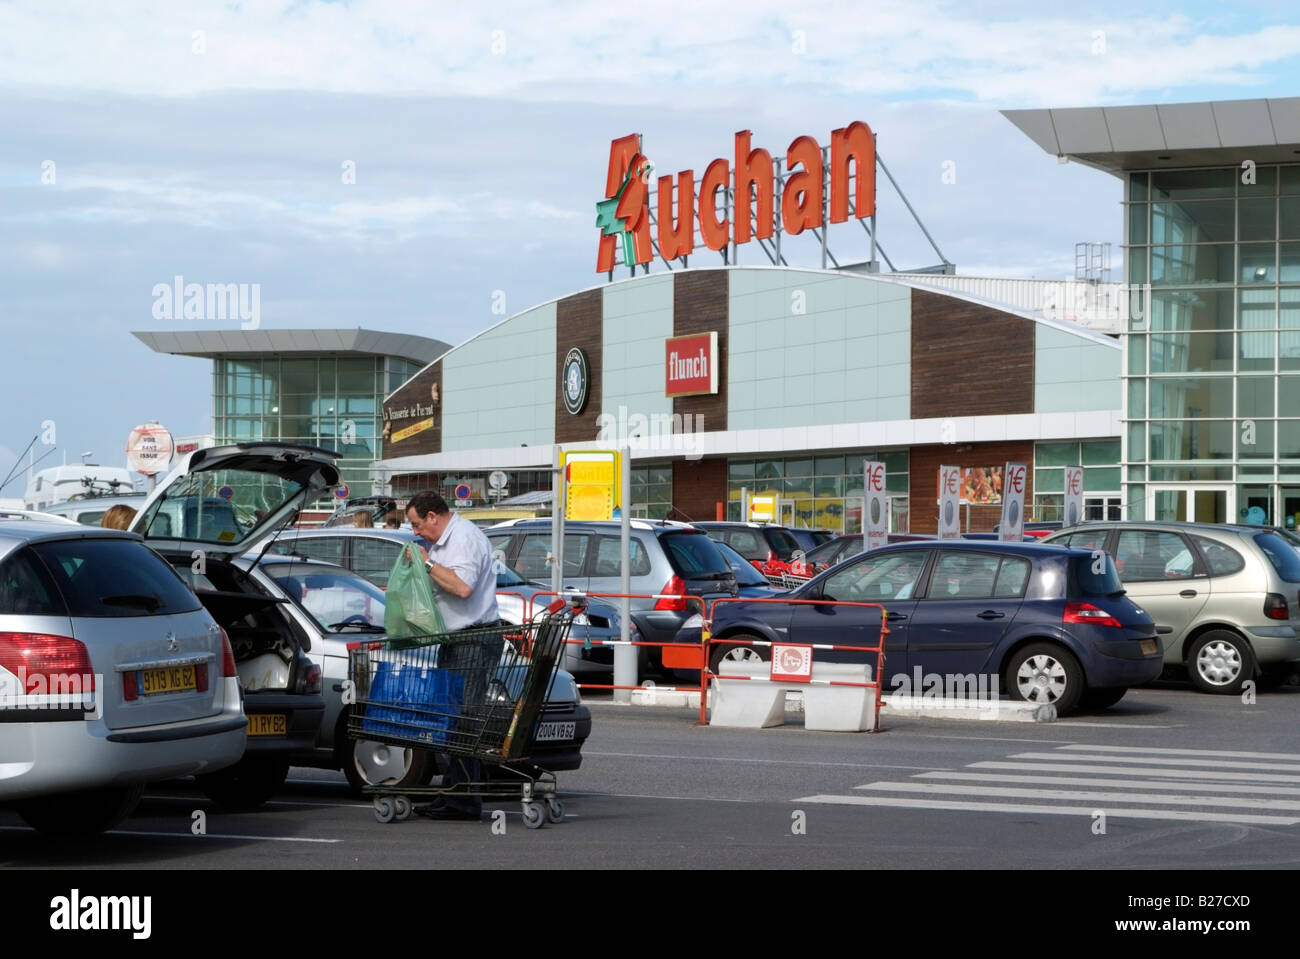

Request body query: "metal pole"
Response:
[551, 446, 564, 600]
[820, 146, 829, 270]
[614, 448, 633, 704]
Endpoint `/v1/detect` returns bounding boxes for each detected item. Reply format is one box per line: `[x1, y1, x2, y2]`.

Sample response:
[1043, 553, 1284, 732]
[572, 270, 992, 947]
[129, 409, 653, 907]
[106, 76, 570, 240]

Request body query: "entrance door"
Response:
[1149, 486, 1233, 524]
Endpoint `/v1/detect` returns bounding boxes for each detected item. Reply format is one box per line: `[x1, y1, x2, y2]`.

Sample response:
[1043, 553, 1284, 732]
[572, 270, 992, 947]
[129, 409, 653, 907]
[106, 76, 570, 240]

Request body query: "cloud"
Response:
[1, 1, 1297, 107]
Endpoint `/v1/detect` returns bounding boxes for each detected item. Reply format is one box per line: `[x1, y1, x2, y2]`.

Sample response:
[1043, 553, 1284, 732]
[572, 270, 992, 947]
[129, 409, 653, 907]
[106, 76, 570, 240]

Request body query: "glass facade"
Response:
[724, 452, 909, 533]
[1124, 164, 1300, 528]
[213, 355, 423, 502]
[1032, 440, 1122, 521]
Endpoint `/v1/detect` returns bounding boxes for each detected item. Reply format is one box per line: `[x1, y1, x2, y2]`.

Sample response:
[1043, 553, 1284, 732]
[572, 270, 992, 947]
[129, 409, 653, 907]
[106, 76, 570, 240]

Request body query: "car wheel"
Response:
[708, 633, 771, 675]
[343, 738, 436, 796]
[197, 756, 290, 809]
[1079, 686, 1127, 709]
[1005, 642, 1083, 715]
[1187, 630, 1255, 695]
[14, 784, 145, 836]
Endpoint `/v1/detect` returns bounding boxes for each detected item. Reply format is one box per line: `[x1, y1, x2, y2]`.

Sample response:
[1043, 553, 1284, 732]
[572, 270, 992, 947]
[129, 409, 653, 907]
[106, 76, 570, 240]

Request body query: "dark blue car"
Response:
[701, 541, 1162, 714]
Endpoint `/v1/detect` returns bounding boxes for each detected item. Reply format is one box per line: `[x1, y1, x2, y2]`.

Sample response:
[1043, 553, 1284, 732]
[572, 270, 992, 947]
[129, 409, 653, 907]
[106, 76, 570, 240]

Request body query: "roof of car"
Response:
[871, 538, 1084, 556]
[275, 527, 419, 540]
[488, 519, 706, 535]
[0, 520, 138, 546]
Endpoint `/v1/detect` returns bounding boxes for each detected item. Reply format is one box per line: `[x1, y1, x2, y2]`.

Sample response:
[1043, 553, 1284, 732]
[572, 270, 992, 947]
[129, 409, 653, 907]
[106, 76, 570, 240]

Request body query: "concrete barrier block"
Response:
[709, 663, 786, 727]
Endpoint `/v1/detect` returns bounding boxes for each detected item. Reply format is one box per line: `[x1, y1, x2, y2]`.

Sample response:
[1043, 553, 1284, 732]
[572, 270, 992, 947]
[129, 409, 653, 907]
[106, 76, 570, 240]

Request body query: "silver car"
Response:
[0, 521, 246, 835]
[1045, 522, 1300, 693]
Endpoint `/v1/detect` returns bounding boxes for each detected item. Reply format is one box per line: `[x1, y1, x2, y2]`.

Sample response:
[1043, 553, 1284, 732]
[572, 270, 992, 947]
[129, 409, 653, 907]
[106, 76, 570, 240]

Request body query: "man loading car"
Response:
[405, 491, 503, 821]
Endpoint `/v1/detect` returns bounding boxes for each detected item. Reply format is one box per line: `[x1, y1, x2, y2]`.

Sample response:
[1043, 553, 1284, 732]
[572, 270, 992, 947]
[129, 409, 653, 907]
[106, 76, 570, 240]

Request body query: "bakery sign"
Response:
[665, 331, 718, 398]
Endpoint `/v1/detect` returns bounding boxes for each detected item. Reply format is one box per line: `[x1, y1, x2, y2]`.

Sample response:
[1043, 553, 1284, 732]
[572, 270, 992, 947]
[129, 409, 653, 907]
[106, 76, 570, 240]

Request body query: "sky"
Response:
[2, 0, 1300, 498]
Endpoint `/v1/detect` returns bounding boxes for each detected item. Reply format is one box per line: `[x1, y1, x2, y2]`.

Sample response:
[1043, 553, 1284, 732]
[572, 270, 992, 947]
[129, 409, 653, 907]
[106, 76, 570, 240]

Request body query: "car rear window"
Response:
[1254, 532, 1300, 582]
[661, 532, 731, 577]
[593, 537, 652, 577]
[764, 529, 801, 560]
[31, 538, 203, 617]
[1191, 535, 1246, 576]
[1071, 552, 1124, 596]
[0, 547, 66, 616]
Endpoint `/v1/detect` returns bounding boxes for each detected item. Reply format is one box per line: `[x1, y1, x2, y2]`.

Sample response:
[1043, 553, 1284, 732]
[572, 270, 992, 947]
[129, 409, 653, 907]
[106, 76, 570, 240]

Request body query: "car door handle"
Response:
[1179, 589, 1197, 598]
[976, 610, 1005, 620]
[886, 612, 907, 622]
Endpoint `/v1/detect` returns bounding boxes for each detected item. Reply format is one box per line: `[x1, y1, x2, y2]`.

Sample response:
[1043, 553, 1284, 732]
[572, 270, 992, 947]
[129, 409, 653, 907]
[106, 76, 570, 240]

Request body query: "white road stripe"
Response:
[1046, 722, 1180, 729]
[790, 795, 1300, 826]
[0, 826, 341, 843]
[971, 761, 1300, 782]
[1010, 751, 1300, 772]
[1057, 744, 1300, 761]
[859, 781, 1300, 810]
[586, 751, 949, 771]
[915, 771, 1300, 796]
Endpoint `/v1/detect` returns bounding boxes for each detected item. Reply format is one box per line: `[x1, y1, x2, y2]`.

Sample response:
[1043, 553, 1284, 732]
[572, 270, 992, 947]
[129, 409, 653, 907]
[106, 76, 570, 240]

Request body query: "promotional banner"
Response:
[999, 462, 1027, 542]
[1063, 465, 1084, 527]
[864, 460, 888, 551]
[959, 466, 1003, 504]
[562, 449, 622, 521]
[937, 465, 962, 540]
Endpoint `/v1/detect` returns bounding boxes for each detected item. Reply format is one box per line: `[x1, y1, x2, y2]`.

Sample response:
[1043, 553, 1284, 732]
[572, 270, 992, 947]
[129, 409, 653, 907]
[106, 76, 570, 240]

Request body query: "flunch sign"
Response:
[665, 331, 718, 397]
[596, 123, 876, 273]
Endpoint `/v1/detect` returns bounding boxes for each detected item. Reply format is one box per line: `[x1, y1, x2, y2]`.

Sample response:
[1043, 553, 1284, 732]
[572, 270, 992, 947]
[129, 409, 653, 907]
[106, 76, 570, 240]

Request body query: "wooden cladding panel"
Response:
[672, 269, 727, 431]
[555, 288, 604, 444]
[910, 288, 1034, 419]
[907, 441, 1035, 535]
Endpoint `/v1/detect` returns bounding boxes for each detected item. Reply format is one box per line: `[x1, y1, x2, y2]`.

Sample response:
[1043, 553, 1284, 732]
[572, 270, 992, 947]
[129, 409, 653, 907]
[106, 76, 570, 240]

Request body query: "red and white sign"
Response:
[1063, 465, 1084, 527]
[665, 331, 719, 397]
[125, 422, 174, 476]
[864, 459, 888, 551]
[770, 644, 813, 683]
[999, 462, 1027, 542]
[938, 465, 961, 540]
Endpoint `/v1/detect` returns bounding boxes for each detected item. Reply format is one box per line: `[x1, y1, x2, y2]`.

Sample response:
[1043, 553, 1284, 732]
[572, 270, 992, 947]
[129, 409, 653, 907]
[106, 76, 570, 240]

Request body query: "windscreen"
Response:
[138, 468, 305, 547]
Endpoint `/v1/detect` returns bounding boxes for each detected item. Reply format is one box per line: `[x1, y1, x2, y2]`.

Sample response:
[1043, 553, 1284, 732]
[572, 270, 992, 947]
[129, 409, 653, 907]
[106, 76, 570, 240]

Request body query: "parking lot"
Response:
[6, 682, 1300, 872]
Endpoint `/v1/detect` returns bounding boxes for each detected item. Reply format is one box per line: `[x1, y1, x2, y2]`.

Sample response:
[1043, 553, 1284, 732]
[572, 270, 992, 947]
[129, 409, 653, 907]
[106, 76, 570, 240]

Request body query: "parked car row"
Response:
[0, 443, 591, 836]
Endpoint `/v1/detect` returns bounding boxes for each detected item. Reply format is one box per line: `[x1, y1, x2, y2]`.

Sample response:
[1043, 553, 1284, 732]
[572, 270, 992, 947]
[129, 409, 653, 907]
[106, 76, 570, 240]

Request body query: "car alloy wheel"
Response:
[1187, 630, 1254, 695]
[344, 738, 436, 795]
[708, 634, 770, 675]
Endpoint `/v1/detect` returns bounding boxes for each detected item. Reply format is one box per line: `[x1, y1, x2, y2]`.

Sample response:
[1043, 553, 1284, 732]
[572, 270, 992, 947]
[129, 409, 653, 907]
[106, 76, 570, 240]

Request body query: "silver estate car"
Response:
[0, 521, 247, 835]
[1045, 522, 1300, 693]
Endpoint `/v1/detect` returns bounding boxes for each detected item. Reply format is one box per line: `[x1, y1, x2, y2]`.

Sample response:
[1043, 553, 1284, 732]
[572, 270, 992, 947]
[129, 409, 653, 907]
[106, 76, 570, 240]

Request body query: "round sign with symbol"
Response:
[488, 470, 508, 490]
[455, 484, 471, 501]
[335, 485, 349, 499]
[217, 485, 234, 501]
[561, 348, 589, 415]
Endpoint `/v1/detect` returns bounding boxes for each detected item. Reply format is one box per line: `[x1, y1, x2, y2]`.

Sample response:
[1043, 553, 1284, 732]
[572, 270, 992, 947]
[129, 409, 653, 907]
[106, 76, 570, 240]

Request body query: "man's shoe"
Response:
[412, 802, 481, 821]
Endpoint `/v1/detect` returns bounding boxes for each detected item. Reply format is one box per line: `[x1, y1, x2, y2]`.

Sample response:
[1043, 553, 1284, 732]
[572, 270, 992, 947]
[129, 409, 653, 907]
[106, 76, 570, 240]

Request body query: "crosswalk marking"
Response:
[792, 795, 1300, 826]
[914, 771, 1300, 796]
[795, 743, 1300, 826]
[1009, 751, 1300, 772]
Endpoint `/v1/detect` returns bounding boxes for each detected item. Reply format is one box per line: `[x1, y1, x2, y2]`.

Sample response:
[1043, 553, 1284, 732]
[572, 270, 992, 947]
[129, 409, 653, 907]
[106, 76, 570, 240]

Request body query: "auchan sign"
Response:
[596, 123, 876, 273]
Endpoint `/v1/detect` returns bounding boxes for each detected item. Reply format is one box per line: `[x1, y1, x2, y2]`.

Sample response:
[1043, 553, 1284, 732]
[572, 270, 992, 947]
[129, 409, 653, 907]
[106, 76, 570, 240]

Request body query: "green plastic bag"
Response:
[384, 543, 448, 641]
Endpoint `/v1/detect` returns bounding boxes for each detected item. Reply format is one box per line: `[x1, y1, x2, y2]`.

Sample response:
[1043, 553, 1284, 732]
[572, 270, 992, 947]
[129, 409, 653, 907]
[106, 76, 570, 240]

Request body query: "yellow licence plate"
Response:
[248, 714, 287, 736]
[141, 665, 197, 695]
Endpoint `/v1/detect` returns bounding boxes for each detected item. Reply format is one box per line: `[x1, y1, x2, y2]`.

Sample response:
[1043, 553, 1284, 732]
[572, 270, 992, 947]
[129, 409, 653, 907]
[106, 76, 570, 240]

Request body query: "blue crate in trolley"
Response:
[360, 660, 465, 746]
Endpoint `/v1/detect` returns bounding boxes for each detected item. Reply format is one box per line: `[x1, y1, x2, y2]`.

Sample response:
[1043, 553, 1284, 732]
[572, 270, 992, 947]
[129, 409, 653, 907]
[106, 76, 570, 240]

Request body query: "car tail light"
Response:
[1063, 602, 1122, 629]
[123, 671, 138, 701]
[1265, 593, 1290, 621]
[297, 662, 323, 695]
[195, 663, 209, 693]
[655, 575, 687, 612]
[220, 628, 237, 678]
[0, 632, 95, 694]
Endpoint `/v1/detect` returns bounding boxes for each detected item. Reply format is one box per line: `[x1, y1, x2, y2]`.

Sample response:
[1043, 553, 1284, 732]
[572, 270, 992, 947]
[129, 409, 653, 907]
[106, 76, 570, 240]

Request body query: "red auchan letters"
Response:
[598, 123, 876, 273]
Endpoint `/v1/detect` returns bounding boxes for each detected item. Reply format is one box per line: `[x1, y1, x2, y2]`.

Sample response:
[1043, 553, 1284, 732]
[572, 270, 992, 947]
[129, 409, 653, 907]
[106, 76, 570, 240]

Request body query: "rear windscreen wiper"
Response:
[102, 594, 162, 612]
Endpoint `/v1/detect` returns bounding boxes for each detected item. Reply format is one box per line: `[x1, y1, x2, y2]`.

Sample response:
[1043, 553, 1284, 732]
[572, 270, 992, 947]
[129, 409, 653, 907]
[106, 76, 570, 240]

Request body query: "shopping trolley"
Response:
[346, 598, 576, 828]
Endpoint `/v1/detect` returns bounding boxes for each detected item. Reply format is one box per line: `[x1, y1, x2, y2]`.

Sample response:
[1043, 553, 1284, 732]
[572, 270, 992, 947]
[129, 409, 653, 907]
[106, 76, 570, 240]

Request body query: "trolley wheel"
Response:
[546, 799, 565, 824]
[521, 801, 546, 830]
[393, 796, 412, 821]
[373, 797, 396, 824]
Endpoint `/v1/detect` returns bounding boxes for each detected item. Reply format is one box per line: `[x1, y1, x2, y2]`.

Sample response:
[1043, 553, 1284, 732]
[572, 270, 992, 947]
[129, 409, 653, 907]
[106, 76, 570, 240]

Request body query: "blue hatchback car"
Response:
[704, 540, 1162, 713]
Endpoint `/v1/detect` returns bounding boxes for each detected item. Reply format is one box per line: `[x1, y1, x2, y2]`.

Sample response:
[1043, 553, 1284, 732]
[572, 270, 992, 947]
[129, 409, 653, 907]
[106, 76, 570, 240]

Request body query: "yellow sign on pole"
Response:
[749, 494, 776, 522]
[561, 449, 622, 521]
